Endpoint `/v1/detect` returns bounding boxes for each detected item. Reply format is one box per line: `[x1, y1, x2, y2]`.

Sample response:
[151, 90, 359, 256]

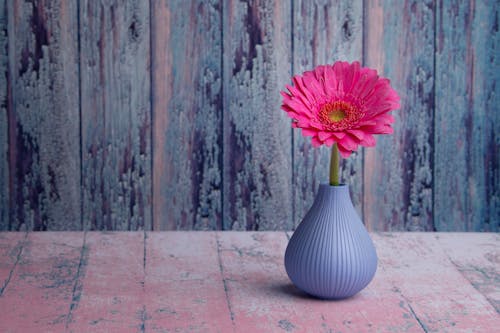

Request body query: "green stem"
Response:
[329, 144, 340, 186]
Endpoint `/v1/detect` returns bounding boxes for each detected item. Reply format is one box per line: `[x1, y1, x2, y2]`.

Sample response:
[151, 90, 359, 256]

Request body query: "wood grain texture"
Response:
[223, 0, 292, 230]
[0, 231, 499, 331]
[0, 1, 498, 231]
[0, 232, 26, 294]
[292, 0, 364, 228]
[217, 232, 458, 331]
[80, 1, 151, 231]
[371, 233, 499, 331]
[0, 0, 8, 229]
[146, 232, 233, 332]
[0, 232, 85, 332]
[434, 233, 500, 312]
[473, 1, 500, 232]
[152, 0, 222, 230]
[435, 0, 500, 231]
[68, 232, 145, 332]
[6, 0, 81, 230]
[364, 0, 435, 231]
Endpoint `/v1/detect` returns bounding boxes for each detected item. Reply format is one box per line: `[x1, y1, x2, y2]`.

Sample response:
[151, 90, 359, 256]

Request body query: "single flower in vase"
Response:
[281, 61, 400, 299]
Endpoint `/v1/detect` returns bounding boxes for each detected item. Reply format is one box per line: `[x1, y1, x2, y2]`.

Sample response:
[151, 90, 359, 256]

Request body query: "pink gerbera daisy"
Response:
[281, 61, 400, 158]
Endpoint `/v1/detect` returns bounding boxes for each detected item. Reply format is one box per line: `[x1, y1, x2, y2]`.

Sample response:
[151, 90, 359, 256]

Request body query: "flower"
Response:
[281, 61, 400, 157]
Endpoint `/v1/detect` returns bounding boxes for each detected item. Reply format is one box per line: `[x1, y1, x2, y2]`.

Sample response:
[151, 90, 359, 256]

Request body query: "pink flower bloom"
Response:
[281, 61, 400, 157]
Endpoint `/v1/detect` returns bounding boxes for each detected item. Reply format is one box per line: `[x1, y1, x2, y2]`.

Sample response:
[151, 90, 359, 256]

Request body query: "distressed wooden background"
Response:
[0, 0, 498, 232]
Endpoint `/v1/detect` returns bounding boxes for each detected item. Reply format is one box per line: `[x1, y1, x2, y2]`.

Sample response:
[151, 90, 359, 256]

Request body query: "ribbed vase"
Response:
[284, 184, 377, 299]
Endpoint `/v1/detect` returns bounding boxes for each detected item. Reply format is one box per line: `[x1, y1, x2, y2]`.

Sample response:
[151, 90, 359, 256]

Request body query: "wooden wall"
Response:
[0, 0, 498, 231]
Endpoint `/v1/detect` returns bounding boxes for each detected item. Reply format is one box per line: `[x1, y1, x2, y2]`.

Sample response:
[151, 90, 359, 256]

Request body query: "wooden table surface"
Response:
[0, 232, 498, 333]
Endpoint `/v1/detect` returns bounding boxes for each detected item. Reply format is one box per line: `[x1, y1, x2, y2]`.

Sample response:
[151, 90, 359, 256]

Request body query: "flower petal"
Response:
[360, 134, 376, 146]
[331, 132, 346, 140]
[311, 136, 322, 147]
[293, 75, 316, 105]
[347, 129, 365, 141]
[281, 60, 400, 154]
[324, 138, 335, 146]
[323, 65, 339, 97]
[337, 144, 352, 158]
[337, 134, 358, 151]
[283, 98, 312, 116]
[302, 128, 317, 137]
[318, 131, 332, 141]
[303, 72, 326, 103]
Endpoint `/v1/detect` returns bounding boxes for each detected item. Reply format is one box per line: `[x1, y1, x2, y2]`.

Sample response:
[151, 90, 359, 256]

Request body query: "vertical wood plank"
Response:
[473, 1, 500, 232]
[152, 0, 222, 230]
[435, 1, 500, 231]
[292, 0, 364, 228]
[223, 0, 292, 230]
[364, 0, 434, 231]
[80, 1, 151, 231]
[7, 0, 81, 230]
[0, 0, 8, 229]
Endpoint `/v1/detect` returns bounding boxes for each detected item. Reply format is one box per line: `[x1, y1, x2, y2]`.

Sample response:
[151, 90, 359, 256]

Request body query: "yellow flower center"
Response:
[318, 99, 365, 131]
[328, 109, 346, 122]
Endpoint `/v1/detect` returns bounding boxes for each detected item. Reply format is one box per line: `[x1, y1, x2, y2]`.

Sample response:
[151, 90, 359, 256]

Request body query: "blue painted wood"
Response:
[80, 0, 151, 231]
[435, 0, 499, 231]
[222, 0, 293, 230]
[5, 0, 81, 231]
[363, 0, 435, 231]
[0, 0, 497, 231]
[0, 0, 8, 229]
[152, 0, 223, 230]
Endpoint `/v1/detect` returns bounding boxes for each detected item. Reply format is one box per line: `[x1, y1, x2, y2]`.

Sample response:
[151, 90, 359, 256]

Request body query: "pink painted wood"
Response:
[0, 232, 498, 332]
[67, 232, 146, 332]
[0, 232, 26, 288]
[145, 232, 233, 332]
[0, 232, 84, 332]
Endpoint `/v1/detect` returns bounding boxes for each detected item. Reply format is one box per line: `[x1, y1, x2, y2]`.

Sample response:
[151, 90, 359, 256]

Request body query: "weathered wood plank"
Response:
[0, 232, 84, 332]
[152, 0, 222, 231]
[0, 231, 499, 330]
[146, 232, 233, 332]
[372, 233, 499, 331]
[474, 1, 500, 232]
[292, 0, 364, 228]
[220, 232, 423, 331]
[67, 232, 144, 332]
[0, 232, 26, 293]
[80, 1, 151, 231]
[223, 0, 292, 230]
[0, 1, 496, 233]
[0, 0, 8, 230]
[364, 0, 434, 231]
[435, 0, 500, 231]
[433, 233, 500, 312]
[6, 0, 81, 230]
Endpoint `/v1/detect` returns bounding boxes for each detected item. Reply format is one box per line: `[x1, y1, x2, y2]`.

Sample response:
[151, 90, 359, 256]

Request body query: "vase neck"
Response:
[315, 184, 353, 207]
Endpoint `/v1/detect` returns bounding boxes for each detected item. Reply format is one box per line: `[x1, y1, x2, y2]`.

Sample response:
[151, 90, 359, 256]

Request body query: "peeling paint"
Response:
[223, 0, 292, 231]
[81, 0, 151, 232]
[7, 0, 81, 231]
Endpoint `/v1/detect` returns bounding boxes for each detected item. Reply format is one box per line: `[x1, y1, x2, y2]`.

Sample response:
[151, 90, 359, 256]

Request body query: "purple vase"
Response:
[285, 184, 377, 299]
